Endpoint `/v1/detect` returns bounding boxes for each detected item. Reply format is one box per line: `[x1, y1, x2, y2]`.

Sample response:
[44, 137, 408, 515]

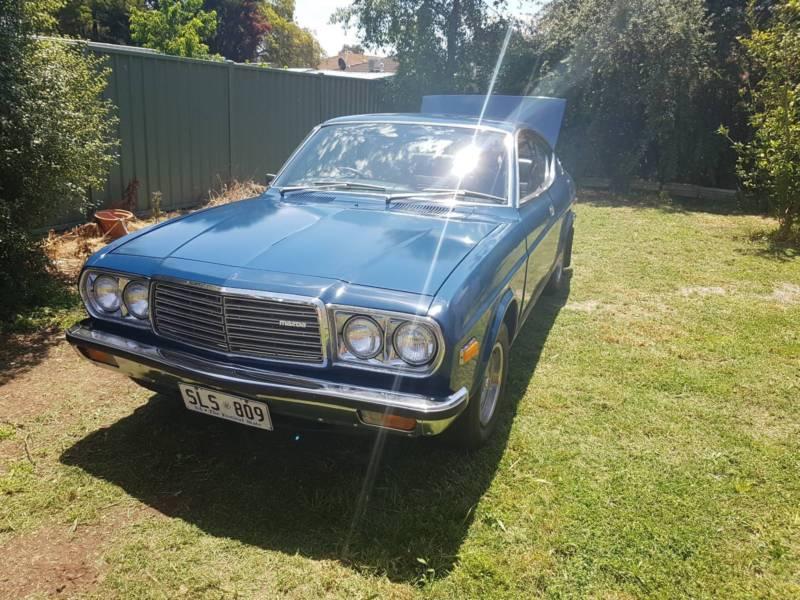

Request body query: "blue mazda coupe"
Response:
[67, 95, 576, 448]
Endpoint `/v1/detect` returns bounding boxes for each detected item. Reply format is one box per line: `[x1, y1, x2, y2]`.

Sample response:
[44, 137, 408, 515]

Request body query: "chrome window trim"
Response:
[515, 128, 557, 208]
[319, 119, 511, 135]
[80, 268, 153, 330]
[273, 121, 515, 208]
[328, 304, 446, 377]
[267, 124, 321, 191]
[149, 276, 332, 368]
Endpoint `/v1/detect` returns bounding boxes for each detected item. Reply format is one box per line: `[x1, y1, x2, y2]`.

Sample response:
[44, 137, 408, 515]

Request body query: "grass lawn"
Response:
[1, 192, 798, 598]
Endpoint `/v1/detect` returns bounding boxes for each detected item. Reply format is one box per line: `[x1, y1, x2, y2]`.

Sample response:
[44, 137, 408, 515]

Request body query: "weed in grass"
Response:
[0, 423, 15, 441]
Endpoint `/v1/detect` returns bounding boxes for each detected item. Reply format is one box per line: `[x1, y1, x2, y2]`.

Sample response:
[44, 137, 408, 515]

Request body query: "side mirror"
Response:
[265, 173, 277, 186]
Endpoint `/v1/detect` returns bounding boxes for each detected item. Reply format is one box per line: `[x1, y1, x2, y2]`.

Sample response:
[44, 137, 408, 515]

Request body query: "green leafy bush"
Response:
[0, 0, 118, 322]
[130, 0, 217, 58]
[723, 0, 800, 238]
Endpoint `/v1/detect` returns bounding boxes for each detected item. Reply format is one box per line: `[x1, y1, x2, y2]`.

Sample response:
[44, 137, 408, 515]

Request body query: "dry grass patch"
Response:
[43, 180, 265, 281]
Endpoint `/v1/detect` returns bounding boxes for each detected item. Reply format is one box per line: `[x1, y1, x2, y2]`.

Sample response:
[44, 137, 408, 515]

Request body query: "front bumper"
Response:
[66, 321, 469, 436]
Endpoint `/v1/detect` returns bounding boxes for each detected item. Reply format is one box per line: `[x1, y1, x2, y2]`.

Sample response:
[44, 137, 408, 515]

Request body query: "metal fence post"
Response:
[226, 60, 234, 182]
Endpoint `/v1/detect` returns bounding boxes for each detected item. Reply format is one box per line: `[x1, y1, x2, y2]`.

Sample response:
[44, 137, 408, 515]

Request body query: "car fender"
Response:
[471, 287, 516, 391]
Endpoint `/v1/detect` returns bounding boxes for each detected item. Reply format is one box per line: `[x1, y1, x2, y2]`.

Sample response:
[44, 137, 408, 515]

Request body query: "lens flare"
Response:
[451, 144, 481, 177]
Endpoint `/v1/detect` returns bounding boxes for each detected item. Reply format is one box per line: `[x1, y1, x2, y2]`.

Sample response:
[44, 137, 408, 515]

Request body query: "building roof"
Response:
[318, 52, 398, 74]
[285, 68, 393, 79]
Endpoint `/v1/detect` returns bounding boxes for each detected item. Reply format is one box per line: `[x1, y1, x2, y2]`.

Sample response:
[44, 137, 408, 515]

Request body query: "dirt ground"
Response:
[0, 502, 143, 598]
[1, 182, 265, 598]
[0, 332, 144, 598]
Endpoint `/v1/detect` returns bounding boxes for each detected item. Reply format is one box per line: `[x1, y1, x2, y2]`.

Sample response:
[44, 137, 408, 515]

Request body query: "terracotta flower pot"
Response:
[94, 209, 134, 240]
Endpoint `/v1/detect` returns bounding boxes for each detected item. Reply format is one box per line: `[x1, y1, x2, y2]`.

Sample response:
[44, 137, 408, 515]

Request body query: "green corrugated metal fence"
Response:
[86, 43, 386, 216]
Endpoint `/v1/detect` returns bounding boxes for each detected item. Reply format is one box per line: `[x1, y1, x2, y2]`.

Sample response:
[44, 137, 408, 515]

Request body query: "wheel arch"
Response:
[481, 289, 516, 369]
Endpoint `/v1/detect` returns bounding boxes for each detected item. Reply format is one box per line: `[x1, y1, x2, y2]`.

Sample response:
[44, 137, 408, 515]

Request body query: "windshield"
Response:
[274, 123, 511, 203]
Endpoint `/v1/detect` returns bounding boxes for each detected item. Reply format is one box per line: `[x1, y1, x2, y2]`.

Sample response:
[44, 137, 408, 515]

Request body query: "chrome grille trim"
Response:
[151, 280, 328, 366]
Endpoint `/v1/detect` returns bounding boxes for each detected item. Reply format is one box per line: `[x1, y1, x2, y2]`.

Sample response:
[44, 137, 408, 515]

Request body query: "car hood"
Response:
[112, 196, 500, 296]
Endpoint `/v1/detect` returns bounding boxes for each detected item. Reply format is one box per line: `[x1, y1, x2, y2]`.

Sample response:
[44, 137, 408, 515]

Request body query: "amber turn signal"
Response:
[359, 409, 417, 431]
[79, 346, 118, 367]
[459, 338, 480, 365]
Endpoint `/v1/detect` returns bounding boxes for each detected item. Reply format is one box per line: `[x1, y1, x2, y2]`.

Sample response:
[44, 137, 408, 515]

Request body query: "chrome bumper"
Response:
[66, 321, 468, 436]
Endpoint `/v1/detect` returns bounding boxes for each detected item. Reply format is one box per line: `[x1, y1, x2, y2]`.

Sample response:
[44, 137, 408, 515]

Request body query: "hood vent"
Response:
[390, 201, 457, 216]
[283, 191, 336, 203]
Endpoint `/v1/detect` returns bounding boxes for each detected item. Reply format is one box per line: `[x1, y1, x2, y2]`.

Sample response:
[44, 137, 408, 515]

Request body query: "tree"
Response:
[339, 43, 365, 54]
[260, 0, 323, 67]
[204, 0, 271, 62]
[723, 0, 800, 237]
[677, 0, 778, 187]
[1, 0, 118, 320]
[130, 0, 217, 58]
[333, 0, 508, 108]
[25, 0, 66, 32]
[498, 0, 714, 188]
[57, 0, 143, 44]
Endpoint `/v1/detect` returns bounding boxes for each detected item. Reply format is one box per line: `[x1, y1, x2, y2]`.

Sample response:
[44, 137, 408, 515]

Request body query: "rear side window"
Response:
[517, 130, 553, 202]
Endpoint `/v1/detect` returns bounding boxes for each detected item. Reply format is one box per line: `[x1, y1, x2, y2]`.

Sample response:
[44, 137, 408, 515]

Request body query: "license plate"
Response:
[179, 383, 272, 430]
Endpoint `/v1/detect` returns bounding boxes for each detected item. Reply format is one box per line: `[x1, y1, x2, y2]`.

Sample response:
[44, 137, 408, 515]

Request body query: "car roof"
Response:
[322, 112, 520, 134]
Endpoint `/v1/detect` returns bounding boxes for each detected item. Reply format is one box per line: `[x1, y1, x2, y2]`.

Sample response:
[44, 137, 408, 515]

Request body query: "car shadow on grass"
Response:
[60, 283, 569, 583]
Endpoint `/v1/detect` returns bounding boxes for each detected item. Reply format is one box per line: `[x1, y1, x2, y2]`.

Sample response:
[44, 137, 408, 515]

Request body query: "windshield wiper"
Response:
[277, 181, 389, 198]
[276, 185, 316, 197]
[422, 188, 506, 203]
[387, 188, 505, 204]
[311, 180, 389, 192]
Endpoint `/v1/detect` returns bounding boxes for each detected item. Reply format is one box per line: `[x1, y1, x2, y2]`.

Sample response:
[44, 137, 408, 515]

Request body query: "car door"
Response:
[517, 130, 559, 316]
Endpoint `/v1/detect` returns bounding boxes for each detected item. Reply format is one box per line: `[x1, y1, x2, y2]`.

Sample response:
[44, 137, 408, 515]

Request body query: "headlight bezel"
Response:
[393, 321, 438, 366]
[342, 315, 384, 359]
[330, 306, 444, 376]
[122, 280, 150, 320]
[93, 274, 122, 312]
[80, 269, 151, 328]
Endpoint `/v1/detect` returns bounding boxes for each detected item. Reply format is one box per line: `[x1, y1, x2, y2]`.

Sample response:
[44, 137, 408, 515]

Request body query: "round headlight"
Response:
[123, 281, 149, 319]
[343, 316, 383, 359]
[92, 275, 121, 312]
[393, 322, 437, 366]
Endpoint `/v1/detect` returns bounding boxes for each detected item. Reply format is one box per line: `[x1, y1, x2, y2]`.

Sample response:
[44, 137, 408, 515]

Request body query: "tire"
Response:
[450, 322, 510, 449]
[563, 225, 574, 269]
[544, 254, 565, 295]
[545, 226, 573, 295]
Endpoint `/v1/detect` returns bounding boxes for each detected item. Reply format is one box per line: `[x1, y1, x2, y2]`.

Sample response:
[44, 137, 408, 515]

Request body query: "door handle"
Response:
[548, 204, 555, 217]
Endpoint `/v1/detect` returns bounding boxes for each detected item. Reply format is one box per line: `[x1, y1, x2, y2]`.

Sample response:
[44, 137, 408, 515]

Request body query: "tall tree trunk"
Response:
[445, 0, 461, 79]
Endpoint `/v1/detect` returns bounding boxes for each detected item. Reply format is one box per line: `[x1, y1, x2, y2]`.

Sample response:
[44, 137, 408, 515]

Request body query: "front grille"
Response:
[152, 282, 324, 364]
[153, 283, 226, 350]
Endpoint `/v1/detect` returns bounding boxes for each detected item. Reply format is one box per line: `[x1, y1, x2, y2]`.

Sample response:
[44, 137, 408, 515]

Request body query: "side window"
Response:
[517, 131, 553, 203]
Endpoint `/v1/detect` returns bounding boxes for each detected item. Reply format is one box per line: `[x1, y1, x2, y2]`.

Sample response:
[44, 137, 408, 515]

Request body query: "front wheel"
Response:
[450, 323, 510, 449]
